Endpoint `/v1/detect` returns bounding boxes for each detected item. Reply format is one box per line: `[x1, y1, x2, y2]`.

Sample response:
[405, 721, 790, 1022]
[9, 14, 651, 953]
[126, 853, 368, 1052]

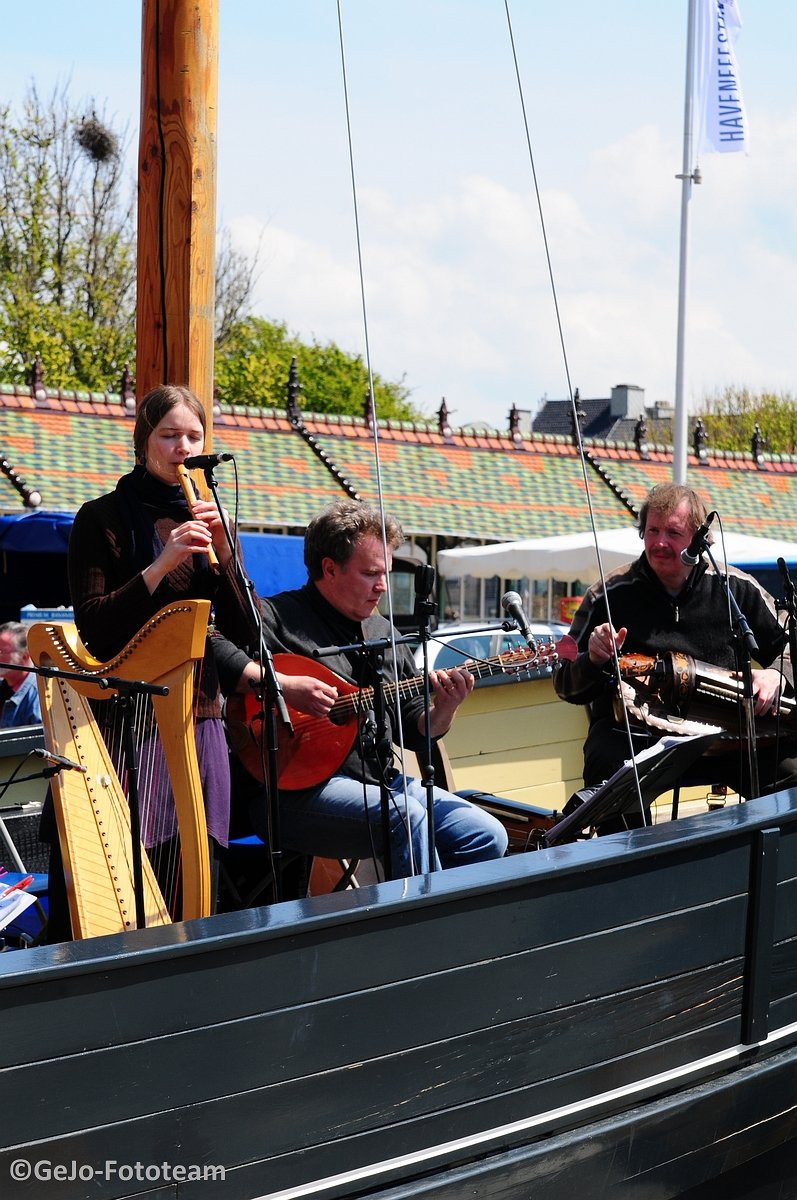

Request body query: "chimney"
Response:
[610, 383, 645, 419]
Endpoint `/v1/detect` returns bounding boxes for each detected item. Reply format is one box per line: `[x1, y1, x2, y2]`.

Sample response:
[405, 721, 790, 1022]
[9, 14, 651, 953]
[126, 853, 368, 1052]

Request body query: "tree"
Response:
[0, 84, 136, 388]
[215, 228, 260, 349]
[0, 84, 413, 417]
[697, 387, 797, 456]
[214, 316, 420, 421]
[0, 83, 259, 392]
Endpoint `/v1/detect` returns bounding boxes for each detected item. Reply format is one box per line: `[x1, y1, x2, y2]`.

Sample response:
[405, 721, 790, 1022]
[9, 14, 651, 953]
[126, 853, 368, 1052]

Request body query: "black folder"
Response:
[544, 728, 723, 846]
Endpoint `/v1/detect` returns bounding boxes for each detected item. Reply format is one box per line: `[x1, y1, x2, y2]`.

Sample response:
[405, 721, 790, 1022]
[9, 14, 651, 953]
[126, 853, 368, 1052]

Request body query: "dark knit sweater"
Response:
[214, 581, 429, 789]
[554, 553, 791, 723]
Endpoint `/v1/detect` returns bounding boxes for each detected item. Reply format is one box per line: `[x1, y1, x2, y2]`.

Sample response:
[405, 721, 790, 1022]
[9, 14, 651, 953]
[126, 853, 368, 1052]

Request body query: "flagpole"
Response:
[673, 0, 701, 484]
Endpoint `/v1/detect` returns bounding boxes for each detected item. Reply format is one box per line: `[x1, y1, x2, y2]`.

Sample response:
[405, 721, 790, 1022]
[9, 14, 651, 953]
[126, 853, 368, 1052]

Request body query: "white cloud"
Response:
[14, 0, 790, 429]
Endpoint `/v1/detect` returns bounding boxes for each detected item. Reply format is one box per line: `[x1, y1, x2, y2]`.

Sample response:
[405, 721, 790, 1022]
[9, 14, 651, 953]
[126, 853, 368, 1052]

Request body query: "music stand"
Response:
[544, 728, 723, 847]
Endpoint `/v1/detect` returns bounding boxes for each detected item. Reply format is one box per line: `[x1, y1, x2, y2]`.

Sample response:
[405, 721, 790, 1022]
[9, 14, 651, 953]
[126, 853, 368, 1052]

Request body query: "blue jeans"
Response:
[278, 774, 508, 877]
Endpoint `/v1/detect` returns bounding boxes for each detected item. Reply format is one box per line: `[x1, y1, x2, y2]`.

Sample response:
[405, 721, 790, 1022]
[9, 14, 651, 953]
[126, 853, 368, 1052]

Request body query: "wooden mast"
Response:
[136, 0, 219, 432]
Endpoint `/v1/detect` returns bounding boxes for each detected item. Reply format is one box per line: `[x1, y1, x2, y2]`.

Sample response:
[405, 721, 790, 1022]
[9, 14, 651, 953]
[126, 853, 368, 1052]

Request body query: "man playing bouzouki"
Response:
[217, 499, 507, 877]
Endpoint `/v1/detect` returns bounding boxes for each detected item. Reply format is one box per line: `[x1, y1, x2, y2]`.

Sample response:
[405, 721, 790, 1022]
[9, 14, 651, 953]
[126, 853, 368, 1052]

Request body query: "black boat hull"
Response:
[2, 791, 797, 1199]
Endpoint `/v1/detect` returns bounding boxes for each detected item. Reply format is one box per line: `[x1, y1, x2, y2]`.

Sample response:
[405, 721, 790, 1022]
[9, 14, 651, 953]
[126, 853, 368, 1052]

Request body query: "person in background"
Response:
[0, 621, 42, 727]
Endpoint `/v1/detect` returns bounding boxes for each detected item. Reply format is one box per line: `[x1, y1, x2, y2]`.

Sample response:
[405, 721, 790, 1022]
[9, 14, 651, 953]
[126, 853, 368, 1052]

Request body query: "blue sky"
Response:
[5, 2, 796, 426]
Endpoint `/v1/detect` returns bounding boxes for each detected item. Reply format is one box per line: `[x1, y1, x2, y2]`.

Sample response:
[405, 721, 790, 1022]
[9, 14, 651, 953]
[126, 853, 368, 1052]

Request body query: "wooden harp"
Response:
[28, 600, 212, 940]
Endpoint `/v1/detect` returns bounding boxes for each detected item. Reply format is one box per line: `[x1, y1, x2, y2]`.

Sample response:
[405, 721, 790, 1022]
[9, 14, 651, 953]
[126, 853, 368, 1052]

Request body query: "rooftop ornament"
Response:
[286, 356, 303, 427]
[570, 388, 586, 445]
[634, 416, 650, 459]
[1, 455, 41, 509]
[27, 352, 47, 405]
[508, 403, 523, 445]
[363, 391, 374, 430]
[120, 364, 136, 413]
[751, 423, 766, 468]
[692, 418, 708, 464]
[437, 398, 453, 439]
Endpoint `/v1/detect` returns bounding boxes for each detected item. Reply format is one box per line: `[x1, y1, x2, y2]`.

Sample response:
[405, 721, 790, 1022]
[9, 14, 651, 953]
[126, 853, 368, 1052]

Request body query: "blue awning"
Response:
[0, 511, 306, 596]
[237, 532, 306, 595]
[0, 510, 74, 553]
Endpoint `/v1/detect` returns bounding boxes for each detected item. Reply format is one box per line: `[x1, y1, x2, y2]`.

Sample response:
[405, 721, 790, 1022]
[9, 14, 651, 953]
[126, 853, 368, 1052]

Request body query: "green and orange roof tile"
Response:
[2, 384, 797, 545]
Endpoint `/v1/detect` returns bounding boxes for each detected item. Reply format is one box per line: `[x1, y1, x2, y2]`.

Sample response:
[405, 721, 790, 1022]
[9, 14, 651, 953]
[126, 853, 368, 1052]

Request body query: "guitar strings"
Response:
[285, 643, 561, 743]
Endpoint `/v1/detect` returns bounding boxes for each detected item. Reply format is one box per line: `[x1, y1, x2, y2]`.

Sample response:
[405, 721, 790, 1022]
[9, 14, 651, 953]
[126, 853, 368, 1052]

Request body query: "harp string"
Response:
[93, 670, 200, 920]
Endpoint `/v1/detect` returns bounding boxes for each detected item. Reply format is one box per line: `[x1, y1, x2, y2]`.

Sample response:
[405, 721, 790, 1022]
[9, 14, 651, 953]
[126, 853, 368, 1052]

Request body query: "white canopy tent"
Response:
[436, 528, 797, 585]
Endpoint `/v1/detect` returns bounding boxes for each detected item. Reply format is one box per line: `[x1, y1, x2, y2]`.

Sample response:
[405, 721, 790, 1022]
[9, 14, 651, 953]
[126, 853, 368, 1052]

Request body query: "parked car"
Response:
[412, 619, 569, 687]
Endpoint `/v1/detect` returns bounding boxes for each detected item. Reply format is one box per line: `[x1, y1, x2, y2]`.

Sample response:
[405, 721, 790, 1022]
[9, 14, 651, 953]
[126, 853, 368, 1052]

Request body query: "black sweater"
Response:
[214, 582, 429, 788]
[553, 553, 792, 728]
[68, 479, 256, 718]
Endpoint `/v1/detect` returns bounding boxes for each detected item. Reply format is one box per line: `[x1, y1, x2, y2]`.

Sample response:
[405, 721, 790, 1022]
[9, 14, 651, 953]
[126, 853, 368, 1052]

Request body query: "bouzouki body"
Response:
[226, 655, 364, 791]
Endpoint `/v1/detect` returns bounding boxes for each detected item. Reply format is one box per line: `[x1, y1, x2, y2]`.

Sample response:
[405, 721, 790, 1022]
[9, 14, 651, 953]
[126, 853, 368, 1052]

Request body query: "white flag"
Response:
[696, 0, 749, 154]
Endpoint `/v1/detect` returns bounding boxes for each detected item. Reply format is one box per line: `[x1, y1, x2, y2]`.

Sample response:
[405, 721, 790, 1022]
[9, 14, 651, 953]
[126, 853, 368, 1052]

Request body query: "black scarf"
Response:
[114, 465, 204, 576]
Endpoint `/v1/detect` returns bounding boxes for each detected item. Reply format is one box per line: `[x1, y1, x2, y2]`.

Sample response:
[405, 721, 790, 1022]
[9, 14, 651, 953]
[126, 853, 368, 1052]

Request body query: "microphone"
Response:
[778, 557, 796, 610]
[33, 748, 87, 773]
[182, 453, 233, 470]
[680, 511, 717, 566]
[501, 591, 535, 647]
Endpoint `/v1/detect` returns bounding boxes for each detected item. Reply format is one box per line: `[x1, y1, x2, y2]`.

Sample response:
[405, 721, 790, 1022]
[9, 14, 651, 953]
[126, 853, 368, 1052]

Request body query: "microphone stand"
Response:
[696, 539, 760, 799]
[779, 561, 797, 663]
[0, 659, 168, 930]
[414, 564, 439, 871]
[198, 461, 293, 902]
[0, 754, 70, 879]
[314, 634, 415, 880]
[777, 558, 797, 755]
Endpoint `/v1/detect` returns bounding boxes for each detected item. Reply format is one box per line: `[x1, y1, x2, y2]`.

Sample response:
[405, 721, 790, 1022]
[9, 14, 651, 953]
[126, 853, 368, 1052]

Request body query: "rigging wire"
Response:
[335, 0, 417, 873]
[334, 1, 650, 841]
[504, 0, 647, 823]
